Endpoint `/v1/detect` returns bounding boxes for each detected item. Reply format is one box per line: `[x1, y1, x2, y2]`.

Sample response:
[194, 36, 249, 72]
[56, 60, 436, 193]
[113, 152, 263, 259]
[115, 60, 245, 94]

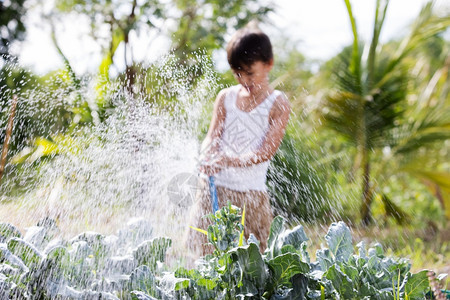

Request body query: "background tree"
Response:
[0, 0, 27, 60]
[54, 0, 168, 92]
[53, 0, 273, 86]
[171, 0, 273, 60]
[1, 0, 39, 154]
[320, 0, 450, 225]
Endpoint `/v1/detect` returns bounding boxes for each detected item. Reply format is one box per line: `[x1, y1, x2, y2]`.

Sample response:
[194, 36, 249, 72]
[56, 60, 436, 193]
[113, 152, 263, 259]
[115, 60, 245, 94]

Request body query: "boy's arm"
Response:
[199, 89, 228, 162]
[222, 94, 291, 168]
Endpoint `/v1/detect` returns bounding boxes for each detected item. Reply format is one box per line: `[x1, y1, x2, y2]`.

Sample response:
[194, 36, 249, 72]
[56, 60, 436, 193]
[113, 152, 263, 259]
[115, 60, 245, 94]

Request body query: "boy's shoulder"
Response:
[273, 90, 290, 106]
[213, 86, 233, 111]
[219, 85, 239, 96]
[271, 90, 291, 117]
[216, 85, 239, 103]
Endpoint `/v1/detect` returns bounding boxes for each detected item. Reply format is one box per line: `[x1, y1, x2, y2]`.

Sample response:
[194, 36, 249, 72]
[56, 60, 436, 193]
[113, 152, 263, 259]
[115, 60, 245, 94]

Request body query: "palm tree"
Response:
[382, 51, 450, 220]
[321, 0, 450, 225]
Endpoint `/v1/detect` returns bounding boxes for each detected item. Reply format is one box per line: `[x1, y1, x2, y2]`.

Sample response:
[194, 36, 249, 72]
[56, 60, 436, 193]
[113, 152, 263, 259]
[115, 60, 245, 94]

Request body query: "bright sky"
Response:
[270, 0, 449, 58]
[17, 0, 449, 75]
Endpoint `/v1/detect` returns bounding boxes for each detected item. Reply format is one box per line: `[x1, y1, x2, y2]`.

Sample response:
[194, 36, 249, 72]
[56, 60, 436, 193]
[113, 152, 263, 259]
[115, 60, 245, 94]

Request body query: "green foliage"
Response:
[0, 219, 174, 298]
[0, 0, 27, 58]
[264, 216, 309, 261]
[53, 0, 273, 82]
[55, 0, 167, 41]
[403, 271, 430, 300]
[206, 203, 243, 254]
[267, 128, 333, 223]
[160, 206, 432, 299]
[133, 238, 172, 271]
[0, 67, 100, 193]
[310, 224, 423, 299]
[0, 64, 41, 152]
[0, 222, 22, 241]
[0, 205, 440, 299]
[169, 206, 313, 299]
[138, 53, 221, 110]
[172, 0, 273, 58]
[324, 222, 353, 263]
[324, 43, 408, 149]
[7, 237, 42, 267]
[129, 266, 159, 298]
[270, 39, 313, 102]
[228, 243, 267, 296]
[267, 252, 310, 290]
[319, 0, 450, 223]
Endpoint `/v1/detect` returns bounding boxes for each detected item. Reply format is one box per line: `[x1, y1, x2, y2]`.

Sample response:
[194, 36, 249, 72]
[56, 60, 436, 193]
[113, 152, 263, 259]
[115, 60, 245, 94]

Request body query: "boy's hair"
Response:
[226, 26, 273, 71]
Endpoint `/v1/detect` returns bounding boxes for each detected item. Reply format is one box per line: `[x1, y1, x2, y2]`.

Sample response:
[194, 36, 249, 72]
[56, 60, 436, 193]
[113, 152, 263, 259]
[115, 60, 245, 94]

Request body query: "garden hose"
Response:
[209, 176, 219, 214]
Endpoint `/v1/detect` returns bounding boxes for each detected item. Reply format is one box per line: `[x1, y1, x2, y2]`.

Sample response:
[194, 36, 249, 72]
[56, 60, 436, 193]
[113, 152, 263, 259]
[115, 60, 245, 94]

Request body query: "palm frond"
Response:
[389, 77, 450, 154]
[385, 1, 450, 76]
[380, 193, 411, 225]
[324, 91, 364, 144]
[367, 0, 389, 85]
[332, 45, 364, 95]
[404, 170, 450, 218]
[343, 0, 362, 87]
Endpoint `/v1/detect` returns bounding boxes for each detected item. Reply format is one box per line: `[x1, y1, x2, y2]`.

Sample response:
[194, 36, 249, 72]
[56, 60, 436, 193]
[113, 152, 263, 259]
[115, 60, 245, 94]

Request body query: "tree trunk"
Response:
[361, 158, 373, 226]
[125, 63, 136, 95]
[125, 0, 137, 95]
[0, 95, 18, 184]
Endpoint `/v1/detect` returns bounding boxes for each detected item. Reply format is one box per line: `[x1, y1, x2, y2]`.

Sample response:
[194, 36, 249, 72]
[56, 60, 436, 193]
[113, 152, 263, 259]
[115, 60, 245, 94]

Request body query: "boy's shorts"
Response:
[185, 178, 273, 257]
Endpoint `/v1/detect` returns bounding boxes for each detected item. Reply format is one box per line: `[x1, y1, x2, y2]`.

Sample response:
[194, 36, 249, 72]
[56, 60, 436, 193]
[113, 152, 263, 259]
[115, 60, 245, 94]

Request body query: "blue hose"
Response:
[209, 176, 219, 214]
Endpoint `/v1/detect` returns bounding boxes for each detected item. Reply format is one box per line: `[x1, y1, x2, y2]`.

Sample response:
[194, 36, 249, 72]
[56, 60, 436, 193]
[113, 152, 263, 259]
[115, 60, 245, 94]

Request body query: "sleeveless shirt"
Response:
[213, 84, 282, 192]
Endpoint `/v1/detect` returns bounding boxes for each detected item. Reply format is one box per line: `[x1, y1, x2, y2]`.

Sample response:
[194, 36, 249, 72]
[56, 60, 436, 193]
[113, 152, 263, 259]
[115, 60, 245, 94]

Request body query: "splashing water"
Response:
[0, 53, 364, 298]
[0, 53, 220, 247]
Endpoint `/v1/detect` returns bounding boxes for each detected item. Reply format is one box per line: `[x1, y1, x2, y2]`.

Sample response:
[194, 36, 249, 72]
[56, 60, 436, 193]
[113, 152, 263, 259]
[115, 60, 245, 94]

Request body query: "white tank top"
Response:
[214, 85, 282, 192]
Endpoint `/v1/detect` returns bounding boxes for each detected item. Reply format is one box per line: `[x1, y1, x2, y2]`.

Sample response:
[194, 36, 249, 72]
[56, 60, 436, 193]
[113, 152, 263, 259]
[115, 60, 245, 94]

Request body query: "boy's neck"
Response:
[240, 84, 273, 101]
[237, 84, 273, 112]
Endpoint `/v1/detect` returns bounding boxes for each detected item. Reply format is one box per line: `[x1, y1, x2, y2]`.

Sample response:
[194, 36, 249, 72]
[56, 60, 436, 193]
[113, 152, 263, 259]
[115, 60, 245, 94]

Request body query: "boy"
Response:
[188, 24, 291, 255]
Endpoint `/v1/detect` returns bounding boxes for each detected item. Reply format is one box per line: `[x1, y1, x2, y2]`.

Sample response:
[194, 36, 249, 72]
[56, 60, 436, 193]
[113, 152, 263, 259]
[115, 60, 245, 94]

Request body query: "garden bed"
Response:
[0, 204, 448, 299]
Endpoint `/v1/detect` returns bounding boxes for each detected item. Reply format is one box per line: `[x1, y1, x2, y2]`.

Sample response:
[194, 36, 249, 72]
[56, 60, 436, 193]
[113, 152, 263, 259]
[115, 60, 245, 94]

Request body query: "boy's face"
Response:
[232, 60, 273, 95]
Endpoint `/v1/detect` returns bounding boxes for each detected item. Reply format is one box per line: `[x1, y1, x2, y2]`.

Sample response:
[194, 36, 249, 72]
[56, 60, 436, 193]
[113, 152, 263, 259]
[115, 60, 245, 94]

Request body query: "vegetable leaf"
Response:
[325, 222, 353, 262]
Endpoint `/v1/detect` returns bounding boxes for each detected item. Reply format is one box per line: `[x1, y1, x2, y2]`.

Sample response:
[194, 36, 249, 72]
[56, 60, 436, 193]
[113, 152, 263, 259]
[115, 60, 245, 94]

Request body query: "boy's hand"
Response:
[198, 153, 232, 175]
[199, 163, 221, 176]
[199, 158, 222, 175]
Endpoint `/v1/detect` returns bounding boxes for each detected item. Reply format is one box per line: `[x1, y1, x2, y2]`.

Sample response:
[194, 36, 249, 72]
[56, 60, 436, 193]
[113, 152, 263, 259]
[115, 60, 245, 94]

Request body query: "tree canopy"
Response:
[0, 0, 27, 60]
